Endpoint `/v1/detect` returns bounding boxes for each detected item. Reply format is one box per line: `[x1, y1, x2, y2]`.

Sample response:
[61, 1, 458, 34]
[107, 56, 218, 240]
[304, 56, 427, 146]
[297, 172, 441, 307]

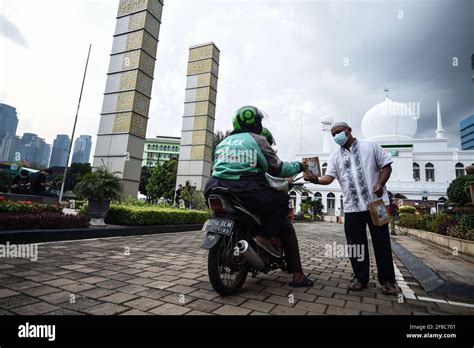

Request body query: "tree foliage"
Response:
[146, 159, 178, 203]
[139, 166, 152, 195]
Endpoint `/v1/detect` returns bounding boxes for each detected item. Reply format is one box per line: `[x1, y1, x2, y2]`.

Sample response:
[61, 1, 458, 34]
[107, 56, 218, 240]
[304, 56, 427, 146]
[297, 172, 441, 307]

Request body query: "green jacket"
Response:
[212, 131, 302, 180]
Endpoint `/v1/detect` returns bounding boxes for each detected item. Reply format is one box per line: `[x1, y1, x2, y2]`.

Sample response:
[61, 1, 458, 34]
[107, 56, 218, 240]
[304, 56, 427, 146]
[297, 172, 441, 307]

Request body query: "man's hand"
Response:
[373, 184, 383, 197]
[301, 159, 308, 173]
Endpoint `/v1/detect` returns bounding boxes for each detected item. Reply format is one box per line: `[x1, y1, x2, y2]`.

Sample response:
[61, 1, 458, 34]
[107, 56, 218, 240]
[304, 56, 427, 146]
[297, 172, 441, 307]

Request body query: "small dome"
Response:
[321, 114, 333, 124]
[361, 97, 417, 141]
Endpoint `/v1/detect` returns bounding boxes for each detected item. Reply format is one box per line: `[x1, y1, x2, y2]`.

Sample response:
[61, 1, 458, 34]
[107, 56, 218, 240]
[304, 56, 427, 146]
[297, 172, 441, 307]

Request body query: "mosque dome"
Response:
[321, 114, 334, 125]
[361, 97, 418, 141]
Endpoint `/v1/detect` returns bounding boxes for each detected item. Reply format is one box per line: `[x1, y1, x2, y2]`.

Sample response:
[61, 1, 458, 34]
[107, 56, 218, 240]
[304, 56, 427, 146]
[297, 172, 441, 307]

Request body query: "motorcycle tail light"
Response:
[209, 197, 224, 211]
[208, 196, 234, 213]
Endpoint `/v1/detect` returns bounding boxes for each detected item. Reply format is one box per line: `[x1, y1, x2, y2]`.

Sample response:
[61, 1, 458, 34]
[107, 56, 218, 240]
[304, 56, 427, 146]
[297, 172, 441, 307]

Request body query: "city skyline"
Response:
[0, 0, 473, 162]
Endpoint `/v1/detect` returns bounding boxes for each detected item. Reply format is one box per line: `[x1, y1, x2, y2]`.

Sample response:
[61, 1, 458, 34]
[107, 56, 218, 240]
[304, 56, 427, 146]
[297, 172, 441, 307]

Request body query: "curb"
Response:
[0, 224, 204, 244]
[391, 238, 474, 299]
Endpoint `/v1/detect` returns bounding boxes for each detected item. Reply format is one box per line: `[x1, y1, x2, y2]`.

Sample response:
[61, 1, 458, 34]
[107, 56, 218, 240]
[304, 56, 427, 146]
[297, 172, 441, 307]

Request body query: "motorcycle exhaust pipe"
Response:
[236, 240, 266, 271]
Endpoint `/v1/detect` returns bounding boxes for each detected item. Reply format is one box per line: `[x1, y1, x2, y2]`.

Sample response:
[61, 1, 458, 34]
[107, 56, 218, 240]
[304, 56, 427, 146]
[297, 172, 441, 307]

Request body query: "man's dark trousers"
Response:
[344, 211, 395, 285]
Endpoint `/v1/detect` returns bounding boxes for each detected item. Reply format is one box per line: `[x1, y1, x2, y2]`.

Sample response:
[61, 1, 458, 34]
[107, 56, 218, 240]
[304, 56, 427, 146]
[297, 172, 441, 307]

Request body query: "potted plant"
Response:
[74, 166, 123, 226]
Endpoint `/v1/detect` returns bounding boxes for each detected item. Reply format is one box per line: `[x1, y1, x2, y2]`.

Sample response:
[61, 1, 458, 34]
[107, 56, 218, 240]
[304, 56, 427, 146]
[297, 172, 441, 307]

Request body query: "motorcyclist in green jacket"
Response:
[204, 106, 314, 287]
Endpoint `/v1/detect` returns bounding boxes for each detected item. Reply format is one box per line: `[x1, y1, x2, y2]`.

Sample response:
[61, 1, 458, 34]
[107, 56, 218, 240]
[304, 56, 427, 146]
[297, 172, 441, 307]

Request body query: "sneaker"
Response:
[253, 236, 282, 258]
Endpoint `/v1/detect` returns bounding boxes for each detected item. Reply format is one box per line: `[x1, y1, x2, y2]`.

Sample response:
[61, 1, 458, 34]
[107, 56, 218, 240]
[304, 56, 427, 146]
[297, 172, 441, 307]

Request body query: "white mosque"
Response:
[294, 96, 474, 216]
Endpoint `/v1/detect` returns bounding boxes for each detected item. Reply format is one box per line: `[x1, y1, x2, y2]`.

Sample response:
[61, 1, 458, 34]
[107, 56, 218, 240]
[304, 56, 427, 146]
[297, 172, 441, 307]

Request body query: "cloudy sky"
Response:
[1, 0, 473, 162]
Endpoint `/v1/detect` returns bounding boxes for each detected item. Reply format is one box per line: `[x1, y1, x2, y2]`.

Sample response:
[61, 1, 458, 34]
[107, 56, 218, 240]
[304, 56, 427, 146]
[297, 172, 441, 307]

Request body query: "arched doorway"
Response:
[327, 192, 336, 216]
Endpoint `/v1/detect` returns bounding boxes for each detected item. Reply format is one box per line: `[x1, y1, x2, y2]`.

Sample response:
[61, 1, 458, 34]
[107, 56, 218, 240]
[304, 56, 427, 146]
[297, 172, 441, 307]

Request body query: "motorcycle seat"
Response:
[210, 187, 262, 226]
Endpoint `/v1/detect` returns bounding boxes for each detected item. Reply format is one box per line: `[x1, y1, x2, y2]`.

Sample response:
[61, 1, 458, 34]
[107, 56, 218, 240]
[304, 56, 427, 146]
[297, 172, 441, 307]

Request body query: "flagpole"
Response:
[59, 44, 92, 203]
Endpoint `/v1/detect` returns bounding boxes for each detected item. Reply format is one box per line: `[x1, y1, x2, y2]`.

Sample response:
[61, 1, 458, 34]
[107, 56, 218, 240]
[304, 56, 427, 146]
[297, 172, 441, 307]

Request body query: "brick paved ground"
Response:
[0, 223, 473, 315]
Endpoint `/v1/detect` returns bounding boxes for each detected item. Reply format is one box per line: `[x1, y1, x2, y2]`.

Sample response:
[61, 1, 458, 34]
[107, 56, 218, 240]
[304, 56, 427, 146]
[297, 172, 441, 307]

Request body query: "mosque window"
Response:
[315, 192, 322, 201]
[322, 162, 328, 176]
[327, 192, 336, 210]
[455, 163, 465, 178]
[413, 163, 420, 181]
[425, 163, 435, 182]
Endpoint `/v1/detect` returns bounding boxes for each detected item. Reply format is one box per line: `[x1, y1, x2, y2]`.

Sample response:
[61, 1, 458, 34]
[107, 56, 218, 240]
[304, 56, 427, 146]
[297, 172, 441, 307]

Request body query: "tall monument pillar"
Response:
[176, 42, 220, 190]
[93, 0, 163, 198]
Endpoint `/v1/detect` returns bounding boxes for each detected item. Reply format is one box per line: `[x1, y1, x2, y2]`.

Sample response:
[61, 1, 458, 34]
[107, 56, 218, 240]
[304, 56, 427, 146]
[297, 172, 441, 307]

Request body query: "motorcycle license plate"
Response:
[202, 219, 234, 236]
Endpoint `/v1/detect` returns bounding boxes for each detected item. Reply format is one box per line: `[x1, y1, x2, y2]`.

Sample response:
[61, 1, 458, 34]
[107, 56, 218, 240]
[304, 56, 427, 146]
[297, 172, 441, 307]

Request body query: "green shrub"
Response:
[105, 205, 209, 226]
[398, 213, 419, 229]
[429, 213, 458, 235]
[399, 205, 416, 214]
[447, 174, 474, 205]
[458, 214, 474, 233]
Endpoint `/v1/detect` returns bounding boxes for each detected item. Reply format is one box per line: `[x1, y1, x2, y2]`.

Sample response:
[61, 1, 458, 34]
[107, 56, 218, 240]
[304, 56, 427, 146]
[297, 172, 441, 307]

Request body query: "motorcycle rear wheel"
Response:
[208, 236, 248, 296]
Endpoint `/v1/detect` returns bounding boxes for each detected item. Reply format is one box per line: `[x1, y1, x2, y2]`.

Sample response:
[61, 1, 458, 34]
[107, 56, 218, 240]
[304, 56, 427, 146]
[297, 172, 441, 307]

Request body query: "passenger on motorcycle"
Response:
[204, 106, 314, 287]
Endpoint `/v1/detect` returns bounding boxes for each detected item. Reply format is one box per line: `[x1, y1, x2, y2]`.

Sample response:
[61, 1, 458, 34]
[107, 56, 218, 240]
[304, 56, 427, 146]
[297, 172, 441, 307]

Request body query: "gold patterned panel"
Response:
[138, 50, 155, 77]
[133, 93, 150, 116]
[130, 113, 147, 138]
[193, 116, 208, 130]
[195, 73, 211, 88]
[118, 0, 147, 17]
[193, 101, 210, 116]
[112, 112, 132, 133]
[116, 91, 135, 112]
[193, 87, 210, 101]
[126, 31, 144, 51]
[136, 71, 153, 96]
[190, 145, 204, 160]
[187, 59, 212, 75]
[191, 130, 207, 145]
[128, 11, 146, 31]
[189, 45, 214, 62]
[142, 31, 158, 58]
[190, 145, 213, 162]
[119, 70, 138, 91]
[122, 50, 140, 70]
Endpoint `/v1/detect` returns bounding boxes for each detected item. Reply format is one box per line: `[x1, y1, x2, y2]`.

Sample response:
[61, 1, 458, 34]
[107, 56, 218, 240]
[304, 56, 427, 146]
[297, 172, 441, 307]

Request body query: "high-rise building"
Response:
[460, 115, 474, 150]
[0, 103, 19, 139]
[49, 134, 70, 167]
[0, 134, 22, 162]
[143, 136, 180, 167]
[0, 103, 19, 158]
[16, 133, 51, 168]
[71, 135, 92, 164]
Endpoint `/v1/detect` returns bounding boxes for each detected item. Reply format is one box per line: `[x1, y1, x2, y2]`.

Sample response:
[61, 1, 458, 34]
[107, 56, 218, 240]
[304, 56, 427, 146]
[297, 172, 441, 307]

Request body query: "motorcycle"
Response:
[200, 186, 287, 296]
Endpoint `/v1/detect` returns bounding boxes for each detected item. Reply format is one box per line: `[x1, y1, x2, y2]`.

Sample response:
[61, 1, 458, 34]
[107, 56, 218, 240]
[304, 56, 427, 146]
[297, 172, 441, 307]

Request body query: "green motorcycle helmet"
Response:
[232, 105, 267, 134]
[260, 127, 276, 146]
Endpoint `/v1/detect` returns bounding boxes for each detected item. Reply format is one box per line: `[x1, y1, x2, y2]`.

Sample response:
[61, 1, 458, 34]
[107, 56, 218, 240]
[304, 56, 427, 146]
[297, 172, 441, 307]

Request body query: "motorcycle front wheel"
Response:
[208, 235, 249, 296]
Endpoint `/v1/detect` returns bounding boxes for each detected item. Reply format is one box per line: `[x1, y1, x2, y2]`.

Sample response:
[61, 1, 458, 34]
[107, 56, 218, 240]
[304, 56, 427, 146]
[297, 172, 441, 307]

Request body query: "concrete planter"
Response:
[400, 227, 474, 258]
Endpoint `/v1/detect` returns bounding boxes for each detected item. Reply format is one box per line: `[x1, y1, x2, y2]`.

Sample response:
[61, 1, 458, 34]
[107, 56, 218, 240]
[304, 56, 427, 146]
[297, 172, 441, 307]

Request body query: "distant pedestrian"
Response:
[30, 169, 57, 197]
[10, 170, 30, 194]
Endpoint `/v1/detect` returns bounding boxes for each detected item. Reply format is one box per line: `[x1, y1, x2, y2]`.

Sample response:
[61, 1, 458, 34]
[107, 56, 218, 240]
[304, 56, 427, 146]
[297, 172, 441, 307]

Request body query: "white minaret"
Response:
[321, 115, 334, 153]
[436, 100, 445, 139]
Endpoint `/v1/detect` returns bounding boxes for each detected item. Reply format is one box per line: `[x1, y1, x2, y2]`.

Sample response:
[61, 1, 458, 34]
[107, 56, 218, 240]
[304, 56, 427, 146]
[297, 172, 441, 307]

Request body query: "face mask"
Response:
[334, 131, 349, 146]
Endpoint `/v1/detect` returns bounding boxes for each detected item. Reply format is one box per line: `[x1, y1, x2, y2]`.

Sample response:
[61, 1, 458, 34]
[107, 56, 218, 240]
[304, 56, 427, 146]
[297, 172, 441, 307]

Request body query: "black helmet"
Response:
[232, 105, 267, 134]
